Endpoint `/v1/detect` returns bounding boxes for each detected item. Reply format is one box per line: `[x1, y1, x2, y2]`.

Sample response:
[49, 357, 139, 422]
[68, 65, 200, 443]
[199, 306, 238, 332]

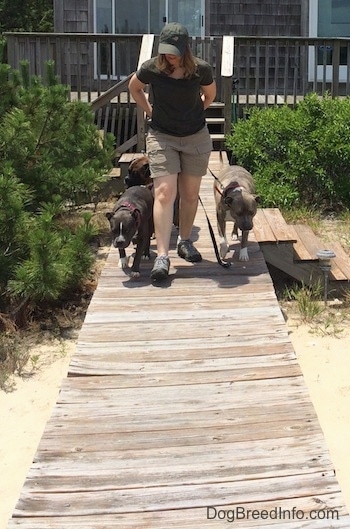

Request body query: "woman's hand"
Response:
[201, 81, 217, 110]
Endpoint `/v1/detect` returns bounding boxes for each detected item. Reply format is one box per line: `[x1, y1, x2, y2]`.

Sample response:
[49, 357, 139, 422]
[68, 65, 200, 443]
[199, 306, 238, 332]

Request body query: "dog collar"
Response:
[215, 182, 245, 197]
[118, 201, 142, 229]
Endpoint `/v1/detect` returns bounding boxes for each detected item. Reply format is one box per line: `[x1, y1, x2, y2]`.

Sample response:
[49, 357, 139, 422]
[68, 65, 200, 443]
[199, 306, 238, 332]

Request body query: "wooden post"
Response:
[136, 34, 154, 152]
[221, 36, 235, 137]
[331, 40, 340, 98]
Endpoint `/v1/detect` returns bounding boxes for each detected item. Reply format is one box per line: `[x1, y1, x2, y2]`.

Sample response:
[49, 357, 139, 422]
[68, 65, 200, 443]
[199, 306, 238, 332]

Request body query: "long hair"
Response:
[156, 45, 197, 78]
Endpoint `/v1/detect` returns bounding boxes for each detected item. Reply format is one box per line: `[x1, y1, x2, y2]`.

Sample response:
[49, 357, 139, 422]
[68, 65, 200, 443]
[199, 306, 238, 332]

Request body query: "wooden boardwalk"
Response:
[8, 152, 350, 528]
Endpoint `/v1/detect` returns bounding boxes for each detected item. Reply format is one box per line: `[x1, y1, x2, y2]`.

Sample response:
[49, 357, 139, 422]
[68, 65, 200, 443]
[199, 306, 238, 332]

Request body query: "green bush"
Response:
[0, 62, 114, 322]
[225, 93, 350, 210]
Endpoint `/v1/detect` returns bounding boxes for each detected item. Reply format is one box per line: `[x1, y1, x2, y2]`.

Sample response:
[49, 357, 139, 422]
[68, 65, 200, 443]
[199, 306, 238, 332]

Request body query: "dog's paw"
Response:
[141, 254, 151, 261]
[219, 239, 229, 259]
[118, 256, 129, 269]
[130, 271, 141, 279]
[239, 248, 249, 261]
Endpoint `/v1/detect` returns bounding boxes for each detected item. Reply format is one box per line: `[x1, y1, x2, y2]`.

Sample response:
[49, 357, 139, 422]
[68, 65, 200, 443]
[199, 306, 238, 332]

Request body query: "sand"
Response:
[1, 317, 350, 527]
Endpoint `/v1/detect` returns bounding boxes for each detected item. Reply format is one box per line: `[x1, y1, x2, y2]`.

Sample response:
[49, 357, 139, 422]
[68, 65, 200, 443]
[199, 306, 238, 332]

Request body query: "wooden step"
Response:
[291, 224, 321, 261]
[291, 224, 350, 281]
[327, 241, 350, 281]
[210, 133, 225, 141]
[255, 211, 350, 284]
[254, 208, 297, 244]
[118, 152, 145, 180]
[206, 117, 225, 124]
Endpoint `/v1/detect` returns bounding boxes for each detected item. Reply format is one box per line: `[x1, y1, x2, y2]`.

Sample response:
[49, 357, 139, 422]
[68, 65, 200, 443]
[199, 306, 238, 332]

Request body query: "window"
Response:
[94, 0, 204, 37]
[94, 0, 205, 78]
[309, 0, 350, 81]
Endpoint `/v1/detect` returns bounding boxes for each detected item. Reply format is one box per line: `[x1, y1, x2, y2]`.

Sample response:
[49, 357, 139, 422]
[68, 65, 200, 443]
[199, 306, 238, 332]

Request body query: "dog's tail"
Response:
[219, 149, 228, 169]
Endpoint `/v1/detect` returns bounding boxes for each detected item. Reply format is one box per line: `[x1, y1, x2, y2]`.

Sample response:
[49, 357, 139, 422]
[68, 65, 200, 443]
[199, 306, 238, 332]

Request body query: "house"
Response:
[5, 1, 350, 138]
[51, 0, 350, 91]
[53, 1, 349, 42]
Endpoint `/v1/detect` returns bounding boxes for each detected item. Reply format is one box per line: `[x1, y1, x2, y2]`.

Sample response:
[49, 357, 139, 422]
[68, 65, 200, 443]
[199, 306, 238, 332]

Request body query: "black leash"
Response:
[198, 195, 231, 268]
[208, 167, 225, 192]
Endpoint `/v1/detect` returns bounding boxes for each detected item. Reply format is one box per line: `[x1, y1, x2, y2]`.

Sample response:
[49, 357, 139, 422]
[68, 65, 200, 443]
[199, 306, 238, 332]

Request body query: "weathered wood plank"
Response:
[327, 241, 350, 279]
[38, 412, 320, 452]
[8, 502, 350, 528]
[260, 208, 298, 243]
[253, 208, 277, 243]
[73, 340, 295, 360]
[12, 471, 342, 517]
[291, 224, 347, 281]
[24, 436, 333, 492]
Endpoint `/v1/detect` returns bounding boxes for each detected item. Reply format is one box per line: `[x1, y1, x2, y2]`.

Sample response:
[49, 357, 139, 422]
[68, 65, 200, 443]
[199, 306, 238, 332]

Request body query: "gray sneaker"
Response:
[177, 239, 202, 262]
[150, 255, 170, 281]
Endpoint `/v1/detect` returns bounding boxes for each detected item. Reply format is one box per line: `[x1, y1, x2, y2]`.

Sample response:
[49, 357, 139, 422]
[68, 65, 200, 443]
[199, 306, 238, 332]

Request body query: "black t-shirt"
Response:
[136, 57, 214, 137]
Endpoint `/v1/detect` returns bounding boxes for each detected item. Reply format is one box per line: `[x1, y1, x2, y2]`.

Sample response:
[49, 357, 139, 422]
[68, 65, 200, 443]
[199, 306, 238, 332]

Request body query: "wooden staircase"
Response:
[253, 208, 350, 292]
[205, 102, 226, 150]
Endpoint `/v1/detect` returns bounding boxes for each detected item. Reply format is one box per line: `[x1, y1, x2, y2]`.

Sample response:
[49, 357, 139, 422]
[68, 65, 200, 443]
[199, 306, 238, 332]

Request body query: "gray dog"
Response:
[213, 165, 260, 261]
[106, 186, 154, 278]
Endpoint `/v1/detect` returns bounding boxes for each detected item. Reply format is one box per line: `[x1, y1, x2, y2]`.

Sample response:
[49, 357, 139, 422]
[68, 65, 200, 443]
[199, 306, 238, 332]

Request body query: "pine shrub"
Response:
[0, 62, 114, 322]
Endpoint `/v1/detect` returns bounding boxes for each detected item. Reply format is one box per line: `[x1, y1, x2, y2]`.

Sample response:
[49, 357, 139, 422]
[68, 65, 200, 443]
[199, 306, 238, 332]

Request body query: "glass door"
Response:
[167, 0, 204, 37]
[95, 0, 204, 36]
[309, 0, 350, 82]
[94, 0, 205, 78]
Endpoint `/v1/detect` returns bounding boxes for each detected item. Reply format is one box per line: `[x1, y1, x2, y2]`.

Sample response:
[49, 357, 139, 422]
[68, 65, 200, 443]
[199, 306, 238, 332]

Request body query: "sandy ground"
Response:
[1, 315, 350, 527]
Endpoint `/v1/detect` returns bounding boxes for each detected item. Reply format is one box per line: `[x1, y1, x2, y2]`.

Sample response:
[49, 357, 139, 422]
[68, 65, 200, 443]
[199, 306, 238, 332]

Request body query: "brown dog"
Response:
[125, 154, 180, 228]
[124, 155, 152, 188]
[214, 165, 259, 261]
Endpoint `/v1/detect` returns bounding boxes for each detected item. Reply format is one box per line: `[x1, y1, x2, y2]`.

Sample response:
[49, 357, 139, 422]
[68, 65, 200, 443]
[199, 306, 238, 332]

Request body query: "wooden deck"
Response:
[7, 152, 350, 528]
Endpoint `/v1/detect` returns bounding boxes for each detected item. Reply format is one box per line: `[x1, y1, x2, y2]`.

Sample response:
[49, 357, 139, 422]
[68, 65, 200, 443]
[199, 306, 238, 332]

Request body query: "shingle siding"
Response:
[209, 0, 303, 37]
[54, 0, 90, 33]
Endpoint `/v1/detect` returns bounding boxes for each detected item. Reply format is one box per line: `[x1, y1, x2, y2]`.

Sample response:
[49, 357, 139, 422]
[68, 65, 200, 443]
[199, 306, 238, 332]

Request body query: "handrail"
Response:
[90, 34, 155, 151]
[91, 75, 132, 112]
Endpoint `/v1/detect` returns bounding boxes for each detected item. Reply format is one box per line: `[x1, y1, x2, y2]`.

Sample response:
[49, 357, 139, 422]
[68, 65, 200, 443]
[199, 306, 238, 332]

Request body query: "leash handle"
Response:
[198, 196, 231, 268]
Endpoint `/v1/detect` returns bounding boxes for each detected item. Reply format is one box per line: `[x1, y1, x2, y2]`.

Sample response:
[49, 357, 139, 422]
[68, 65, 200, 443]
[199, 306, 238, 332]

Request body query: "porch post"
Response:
[221, 36, 235, 137]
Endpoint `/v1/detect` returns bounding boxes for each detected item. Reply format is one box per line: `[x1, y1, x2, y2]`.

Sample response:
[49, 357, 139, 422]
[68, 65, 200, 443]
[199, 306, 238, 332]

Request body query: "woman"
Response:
[129, 22, 216, 281]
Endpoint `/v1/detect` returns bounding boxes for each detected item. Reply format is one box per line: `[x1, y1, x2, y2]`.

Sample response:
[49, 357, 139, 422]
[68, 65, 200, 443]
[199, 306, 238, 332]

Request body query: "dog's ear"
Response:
[143, 163, 151, 179]
[106, 212, 113, 221]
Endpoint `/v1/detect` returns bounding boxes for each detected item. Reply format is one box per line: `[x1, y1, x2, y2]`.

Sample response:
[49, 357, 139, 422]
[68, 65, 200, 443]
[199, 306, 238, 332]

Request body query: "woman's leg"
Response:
[152, 173, 178, 256]
[150, 173, 178, 280]
[177, 172, 202, 241]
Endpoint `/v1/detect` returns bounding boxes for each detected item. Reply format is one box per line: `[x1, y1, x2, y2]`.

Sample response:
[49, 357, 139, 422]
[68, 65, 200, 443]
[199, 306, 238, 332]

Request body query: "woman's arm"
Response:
[201, 81, 217, 110]
[128, 73, 153, 118]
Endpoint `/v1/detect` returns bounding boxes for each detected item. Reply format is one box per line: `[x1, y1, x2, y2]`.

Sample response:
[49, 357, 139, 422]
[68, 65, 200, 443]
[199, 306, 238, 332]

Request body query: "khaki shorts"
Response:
[146, 126, 212, 178]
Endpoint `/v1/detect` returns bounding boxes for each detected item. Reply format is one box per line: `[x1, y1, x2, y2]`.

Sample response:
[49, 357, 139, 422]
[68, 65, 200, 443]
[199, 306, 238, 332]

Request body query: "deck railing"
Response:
[5, 32, 350, 151]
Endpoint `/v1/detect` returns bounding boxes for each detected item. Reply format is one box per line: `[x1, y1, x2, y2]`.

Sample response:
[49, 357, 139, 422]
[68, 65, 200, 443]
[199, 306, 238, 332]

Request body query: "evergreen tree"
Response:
[0, 61, 114, 322]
